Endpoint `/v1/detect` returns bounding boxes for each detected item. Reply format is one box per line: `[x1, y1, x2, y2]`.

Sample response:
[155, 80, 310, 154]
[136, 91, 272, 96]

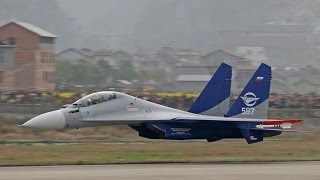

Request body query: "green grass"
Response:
[0, 137, 320, 166]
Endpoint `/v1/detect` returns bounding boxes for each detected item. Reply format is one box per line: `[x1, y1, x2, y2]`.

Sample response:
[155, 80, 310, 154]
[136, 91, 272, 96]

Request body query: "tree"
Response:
[116, 60, 138, 81]
[56, 60, 116, 86]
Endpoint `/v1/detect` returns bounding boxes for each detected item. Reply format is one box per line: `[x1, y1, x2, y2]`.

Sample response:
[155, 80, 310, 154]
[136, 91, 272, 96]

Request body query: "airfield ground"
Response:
[1, 162, 320, 180]
[0, 134, 320, 166]
[0, 117, 319, 166]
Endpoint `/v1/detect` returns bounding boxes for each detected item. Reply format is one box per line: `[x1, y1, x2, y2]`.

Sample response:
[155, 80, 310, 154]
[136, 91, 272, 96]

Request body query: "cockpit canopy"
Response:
[69, 91, 123, 108]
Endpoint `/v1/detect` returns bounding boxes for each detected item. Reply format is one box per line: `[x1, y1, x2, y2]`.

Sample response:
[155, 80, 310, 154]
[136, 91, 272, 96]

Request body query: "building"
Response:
[174, 49, 255, 92]
[216, 24, 317, 68]
[94, 50, 115, 66]
[57, 48, 139, 69]
[235, 46, 268, 65]
[293, 77, 320, 94]
[271, 66, 320, 94]
[0, 44, 15, 91]
[56, 48, 95, 63]
[0, 21, 58, 91]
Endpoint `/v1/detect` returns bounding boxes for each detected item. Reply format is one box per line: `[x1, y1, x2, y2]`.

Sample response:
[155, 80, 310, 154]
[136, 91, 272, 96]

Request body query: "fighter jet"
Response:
[22, 63, 302, 144]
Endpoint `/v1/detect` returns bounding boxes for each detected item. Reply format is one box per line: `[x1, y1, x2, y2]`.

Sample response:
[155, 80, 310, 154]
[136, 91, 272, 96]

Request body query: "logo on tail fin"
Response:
[241, 92, 259, 107]
[250, 136, 257, 141]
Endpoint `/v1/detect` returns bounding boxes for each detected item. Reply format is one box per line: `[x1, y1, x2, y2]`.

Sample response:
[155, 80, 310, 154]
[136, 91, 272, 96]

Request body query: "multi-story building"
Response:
[0, 21, 58, 91]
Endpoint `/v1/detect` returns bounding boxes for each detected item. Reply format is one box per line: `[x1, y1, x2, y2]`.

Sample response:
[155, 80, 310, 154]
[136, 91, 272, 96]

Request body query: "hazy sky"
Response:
[56, 0, 317, 52]
[2, 0, 318, 52]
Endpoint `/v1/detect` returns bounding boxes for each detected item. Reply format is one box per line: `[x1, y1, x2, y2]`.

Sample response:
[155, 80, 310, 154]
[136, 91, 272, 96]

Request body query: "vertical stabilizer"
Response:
[188, 63, 232, 116]
[225, 63, 271, 118]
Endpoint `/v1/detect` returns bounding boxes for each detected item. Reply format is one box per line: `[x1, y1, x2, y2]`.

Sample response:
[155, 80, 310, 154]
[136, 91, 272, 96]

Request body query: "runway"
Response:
[0, 162, 319, 180]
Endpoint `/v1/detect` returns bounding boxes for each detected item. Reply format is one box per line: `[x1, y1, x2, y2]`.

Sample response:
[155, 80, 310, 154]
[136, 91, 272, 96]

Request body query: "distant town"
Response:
[1, 21, 320, 94]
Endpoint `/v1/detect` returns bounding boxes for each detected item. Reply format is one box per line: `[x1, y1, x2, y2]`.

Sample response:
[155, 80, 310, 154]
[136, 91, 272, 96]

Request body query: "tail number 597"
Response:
[242, 108, 254, 115]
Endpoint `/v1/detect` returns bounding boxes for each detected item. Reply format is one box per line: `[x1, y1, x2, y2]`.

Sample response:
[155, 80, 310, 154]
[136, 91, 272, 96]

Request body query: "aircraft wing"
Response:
[173, 116, 303, 144]
[173, 116, 303, 125]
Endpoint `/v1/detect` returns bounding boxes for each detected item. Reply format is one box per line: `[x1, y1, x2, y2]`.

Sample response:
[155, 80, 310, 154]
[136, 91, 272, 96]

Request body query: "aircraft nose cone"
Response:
[22, 110, 66, 130]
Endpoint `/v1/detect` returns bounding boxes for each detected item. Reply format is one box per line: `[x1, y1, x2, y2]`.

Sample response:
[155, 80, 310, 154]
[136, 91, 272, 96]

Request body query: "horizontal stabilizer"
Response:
[250, 128, 308, 133]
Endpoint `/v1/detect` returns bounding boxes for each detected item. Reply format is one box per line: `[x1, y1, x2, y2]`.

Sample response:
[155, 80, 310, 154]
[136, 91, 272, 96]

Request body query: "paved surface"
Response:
[0, 162, 319, 180]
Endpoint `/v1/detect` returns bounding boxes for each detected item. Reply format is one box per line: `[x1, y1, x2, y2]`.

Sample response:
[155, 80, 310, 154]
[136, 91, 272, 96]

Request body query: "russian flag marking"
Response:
[256, 76, 264, 83]
[127, 105, 138, 112]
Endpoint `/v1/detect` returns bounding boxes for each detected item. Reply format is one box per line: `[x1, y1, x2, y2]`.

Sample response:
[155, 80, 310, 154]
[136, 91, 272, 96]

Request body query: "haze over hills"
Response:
[2, 0, 320, 66]
[58, 0, 320, 52]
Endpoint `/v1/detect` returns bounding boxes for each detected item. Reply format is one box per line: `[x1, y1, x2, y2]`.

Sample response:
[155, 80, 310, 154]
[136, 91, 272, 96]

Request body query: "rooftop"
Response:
[176, 75, 212, 82]
[0, 21, 58, 38]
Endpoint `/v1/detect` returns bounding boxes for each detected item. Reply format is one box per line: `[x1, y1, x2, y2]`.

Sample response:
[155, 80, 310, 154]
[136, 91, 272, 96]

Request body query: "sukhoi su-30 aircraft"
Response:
[22, 63, 303, 144]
